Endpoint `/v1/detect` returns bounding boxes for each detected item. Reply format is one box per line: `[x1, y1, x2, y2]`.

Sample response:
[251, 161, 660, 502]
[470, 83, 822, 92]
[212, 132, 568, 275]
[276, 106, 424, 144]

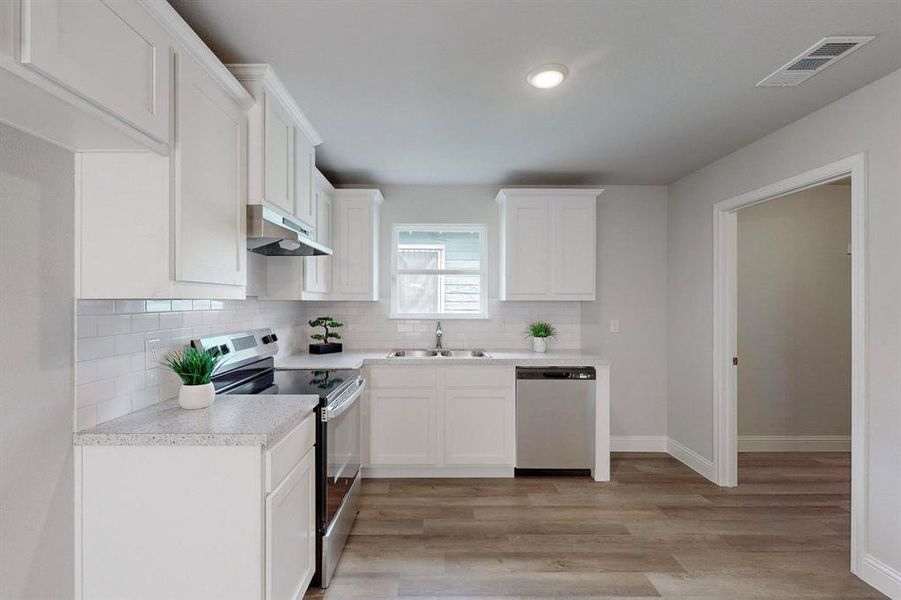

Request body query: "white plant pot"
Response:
[532, 337, 548, 353]
[178, 382, 215, 410]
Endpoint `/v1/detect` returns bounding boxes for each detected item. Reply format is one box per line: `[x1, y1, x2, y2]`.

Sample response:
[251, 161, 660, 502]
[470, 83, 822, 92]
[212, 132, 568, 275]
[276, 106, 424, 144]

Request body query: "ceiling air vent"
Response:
[757, 36, 875, 87]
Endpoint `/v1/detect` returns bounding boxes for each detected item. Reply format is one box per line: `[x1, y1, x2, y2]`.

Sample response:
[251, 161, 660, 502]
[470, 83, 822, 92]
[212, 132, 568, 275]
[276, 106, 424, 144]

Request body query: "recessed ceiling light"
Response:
[526, 64, 569, 89]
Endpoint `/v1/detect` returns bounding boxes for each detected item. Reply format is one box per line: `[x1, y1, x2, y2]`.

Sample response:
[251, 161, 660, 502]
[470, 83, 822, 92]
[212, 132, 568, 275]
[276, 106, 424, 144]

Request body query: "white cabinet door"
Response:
[266, 447, 315, 600]
[369, 389, 438, 466]
[174, 50, 246, 286]
[444, 389, 515, 466]
[263, 92, 295, 216]
[20, 0, 170, 143]
[331, 191, 381, 301]
[294, 132, 316, 228]
[502, 196, 550, 299]
[551, 197, 596, 299]
[304, 187, 331, 294]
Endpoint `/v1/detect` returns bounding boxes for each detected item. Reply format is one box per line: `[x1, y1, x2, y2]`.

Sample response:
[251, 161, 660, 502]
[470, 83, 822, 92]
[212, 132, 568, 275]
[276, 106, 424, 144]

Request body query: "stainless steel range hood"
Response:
[247, 205, 332, 257]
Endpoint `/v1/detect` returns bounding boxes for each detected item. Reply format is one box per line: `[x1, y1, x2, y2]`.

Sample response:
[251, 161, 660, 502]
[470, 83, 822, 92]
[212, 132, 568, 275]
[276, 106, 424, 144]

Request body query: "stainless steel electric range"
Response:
[191, 328, 364, 589]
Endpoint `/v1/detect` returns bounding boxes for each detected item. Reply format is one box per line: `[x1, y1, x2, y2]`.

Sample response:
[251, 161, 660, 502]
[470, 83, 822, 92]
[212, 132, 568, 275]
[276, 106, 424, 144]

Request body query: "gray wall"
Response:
[581, 185, 668, 439]
[0, 124, 75, 599]
[737, 184, 851, 438]
[667, 68, 901, 577]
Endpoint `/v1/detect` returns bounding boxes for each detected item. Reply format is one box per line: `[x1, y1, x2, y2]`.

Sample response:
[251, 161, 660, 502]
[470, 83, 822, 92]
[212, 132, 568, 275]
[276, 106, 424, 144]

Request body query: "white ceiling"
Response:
[169, 0, 901, 185]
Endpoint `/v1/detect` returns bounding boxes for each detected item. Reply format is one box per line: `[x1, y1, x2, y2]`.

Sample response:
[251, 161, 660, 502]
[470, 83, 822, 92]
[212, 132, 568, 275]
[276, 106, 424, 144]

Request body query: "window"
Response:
[391, 224, 488, 319]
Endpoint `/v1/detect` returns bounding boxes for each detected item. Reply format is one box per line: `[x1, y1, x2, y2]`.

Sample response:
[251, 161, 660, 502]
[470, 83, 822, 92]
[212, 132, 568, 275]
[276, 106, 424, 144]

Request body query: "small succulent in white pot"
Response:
[162, 347, 223, 409]
[525, 321, 557, 353]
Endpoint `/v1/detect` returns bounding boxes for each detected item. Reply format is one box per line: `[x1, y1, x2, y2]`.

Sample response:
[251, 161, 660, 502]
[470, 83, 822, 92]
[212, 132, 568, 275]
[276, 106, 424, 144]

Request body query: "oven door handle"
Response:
[322, 380, 365, 422]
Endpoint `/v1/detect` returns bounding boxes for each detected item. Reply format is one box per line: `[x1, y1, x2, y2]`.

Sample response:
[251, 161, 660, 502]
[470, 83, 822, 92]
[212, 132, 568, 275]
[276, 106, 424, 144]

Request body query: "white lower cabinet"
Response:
[266, 448, 316, 600]
[366, 365, 515, 474]
[369, 388, 439, 466]
[444, 389, 514, 466]
[77, 416, 316, 600]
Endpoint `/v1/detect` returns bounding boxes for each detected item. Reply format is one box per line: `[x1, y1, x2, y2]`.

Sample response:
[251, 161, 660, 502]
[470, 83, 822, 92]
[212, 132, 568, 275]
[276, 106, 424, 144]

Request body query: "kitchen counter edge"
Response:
[276, 350, 611, 370]
[73, 395, 320, 448]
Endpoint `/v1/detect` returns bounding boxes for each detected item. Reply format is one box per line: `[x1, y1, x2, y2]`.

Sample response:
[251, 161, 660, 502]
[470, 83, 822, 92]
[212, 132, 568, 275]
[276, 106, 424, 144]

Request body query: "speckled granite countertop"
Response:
[275, 350, 610, 370]
[73, 395, 319, 448]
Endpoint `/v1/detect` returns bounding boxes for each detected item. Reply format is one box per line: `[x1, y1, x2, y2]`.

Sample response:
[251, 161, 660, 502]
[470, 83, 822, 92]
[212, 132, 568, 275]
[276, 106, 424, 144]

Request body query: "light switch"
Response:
[609, 319, 620, 333]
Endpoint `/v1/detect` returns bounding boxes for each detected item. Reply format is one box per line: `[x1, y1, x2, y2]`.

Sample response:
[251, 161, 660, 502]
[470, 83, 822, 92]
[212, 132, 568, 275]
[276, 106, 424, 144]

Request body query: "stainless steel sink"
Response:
[386, 349, 491, 358]
[387, 349, 441, 357]
[439, 349, 491, 358]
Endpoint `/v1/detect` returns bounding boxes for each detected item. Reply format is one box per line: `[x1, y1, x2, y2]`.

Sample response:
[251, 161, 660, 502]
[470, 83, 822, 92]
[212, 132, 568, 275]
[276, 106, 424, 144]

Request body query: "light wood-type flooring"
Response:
[306, 452, 886, 599]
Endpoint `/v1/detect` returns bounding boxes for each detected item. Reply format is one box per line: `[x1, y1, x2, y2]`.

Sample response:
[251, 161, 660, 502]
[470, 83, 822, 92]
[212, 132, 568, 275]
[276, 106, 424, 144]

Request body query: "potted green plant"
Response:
[162, 346, 224, 409]
[309, 316, 344, 354]
[525, 321, 556, 353]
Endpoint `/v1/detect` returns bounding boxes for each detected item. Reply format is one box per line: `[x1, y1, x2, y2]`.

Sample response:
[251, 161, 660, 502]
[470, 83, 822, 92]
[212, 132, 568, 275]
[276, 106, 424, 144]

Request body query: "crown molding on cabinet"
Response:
[138, 0, 253, 111]
[227, 63, 323, 145]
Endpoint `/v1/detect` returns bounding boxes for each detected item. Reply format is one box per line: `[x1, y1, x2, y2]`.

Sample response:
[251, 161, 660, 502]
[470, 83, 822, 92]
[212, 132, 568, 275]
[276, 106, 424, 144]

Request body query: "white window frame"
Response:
[390, 223, 488, 319]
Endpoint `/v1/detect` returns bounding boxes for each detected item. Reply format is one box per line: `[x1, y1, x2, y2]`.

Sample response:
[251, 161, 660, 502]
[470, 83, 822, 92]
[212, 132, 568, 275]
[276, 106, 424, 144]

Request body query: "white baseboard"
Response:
[611, 435, 668, 452]
[737, 435, 851, 452]
[859, 554, 901, 599]
[363, 466, 514, 478]
[666, 437, 716, 483]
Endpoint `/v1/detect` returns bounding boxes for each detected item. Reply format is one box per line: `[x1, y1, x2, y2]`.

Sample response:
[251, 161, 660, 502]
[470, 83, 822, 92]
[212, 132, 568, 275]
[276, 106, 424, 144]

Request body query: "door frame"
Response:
[711, 153, 867, 573]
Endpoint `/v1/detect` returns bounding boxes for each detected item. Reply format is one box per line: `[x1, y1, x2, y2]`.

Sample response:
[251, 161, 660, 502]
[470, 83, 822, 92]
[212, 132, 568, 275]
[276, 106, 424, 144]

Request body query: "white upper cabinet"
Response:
[263, 93, 296, 215]
[19, 0, 170, 144]
[75, 4, 253, 299]
[303, 171, 333, 296]
[330, 189, 383, 301]
[294, 132, 317, 227]
[229, 64, 322, 231]
[497, 188, 601, 301]
[173, 49, 247, 287]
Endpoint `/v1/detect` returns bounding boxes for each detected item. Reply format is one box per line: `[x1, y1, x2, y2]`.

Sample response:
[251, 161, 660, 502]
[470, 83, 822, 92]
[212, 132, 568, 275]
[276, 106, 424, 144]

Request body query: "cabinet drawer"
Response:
[266, 413, 316, 493]
[369, 366, 438, 389]
[445, 366, 514, 389]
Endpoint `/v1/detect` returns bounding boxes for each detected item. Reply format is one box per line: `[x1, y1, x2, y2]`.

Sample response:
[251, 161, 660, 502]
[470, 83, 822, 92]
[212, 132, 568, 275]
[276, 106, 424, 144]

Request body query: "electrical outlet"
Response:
[609, 319, 620, 334]
[145, 337, 169, 367]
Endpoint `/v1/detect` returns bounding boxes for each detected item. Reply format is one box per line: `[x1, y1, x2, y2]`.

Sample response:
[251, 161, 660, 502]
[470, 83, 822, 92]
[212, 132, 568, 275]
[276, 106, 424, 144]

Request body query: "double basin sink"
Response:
[387, 349, 491, 358]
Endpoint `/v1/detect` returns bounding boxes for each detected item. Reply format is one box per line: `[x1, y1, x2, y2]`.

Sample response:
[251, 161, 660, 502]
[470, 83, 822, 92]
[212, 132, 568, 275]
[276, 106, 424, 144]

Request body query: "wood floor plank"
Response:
[307, 452, 887, 599]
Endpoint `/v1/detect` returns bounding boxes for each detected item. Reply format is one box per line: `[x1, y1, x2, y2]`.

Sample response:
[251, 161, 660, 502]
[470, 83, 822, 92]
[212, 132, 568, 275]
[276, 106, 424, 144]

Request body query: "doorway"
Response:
[711, 153, 867, 575]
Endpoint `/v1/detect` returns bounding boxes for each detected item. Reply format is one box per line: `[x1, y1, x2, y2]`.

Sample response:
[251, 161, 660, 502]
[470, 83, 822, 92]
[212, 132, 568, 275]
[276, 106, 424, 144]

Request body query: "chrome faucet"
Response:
[435, 320, 443, 349]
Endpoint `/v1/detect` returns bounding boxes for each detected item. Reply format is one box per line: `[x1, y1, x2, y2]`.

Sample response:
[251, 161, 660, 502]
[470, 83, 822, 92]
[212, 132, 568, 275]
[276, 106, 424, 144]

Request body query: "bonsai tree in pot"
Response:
[525, 321, 557, 353]
[309, 316, 344, 354]
[162, 346, 224, 409]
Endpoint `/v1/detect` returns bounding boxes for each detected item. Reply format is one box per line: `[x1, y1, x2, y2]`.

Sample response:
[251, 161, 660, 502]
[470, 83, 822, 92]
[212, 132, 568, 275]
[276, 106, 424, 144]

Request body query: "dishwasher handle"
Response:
[516, 367, 596, 380]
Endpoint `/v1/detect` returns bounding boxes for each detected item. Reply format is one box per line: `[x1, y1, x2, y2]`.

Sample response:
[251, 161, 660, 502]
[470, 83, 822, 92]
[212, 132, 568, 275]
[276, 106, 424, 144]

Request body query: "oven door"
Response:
[318, 380, 364, 588]
[323, 381, 363, 524]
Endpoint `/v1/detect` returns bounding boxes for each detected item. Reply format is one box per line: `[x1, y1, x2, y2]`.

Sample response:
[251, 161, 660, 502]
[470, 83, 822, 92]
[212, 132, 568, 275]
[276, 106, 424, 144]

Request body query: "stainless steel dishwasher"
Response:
[515, 366, 596, 475]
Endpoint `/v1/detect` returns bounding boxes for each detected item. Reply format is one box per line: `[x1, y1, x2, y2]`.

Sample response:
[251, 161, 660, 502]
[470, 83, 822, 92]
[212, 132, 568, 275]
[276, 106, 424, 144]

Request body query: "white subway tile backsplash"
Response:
[76, 297, 307, 429]
[77, 316, 97, 338]
[115, 300, 145, 314]
[131, 313, 160, 332]
[78, 336, 116, 361]
[77, 300, 115, 316]
[77, 405, 98, 430]
[114, 333, 145, 355]
[96, 395, 132, 423]
[96, 314, 131, 336]
[145, 299, 172, 312]
[77, 379, 116, 407]
[96, 355, 131, 379]
[76, 360, 98, 385]
[159, 312, 183, 330]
